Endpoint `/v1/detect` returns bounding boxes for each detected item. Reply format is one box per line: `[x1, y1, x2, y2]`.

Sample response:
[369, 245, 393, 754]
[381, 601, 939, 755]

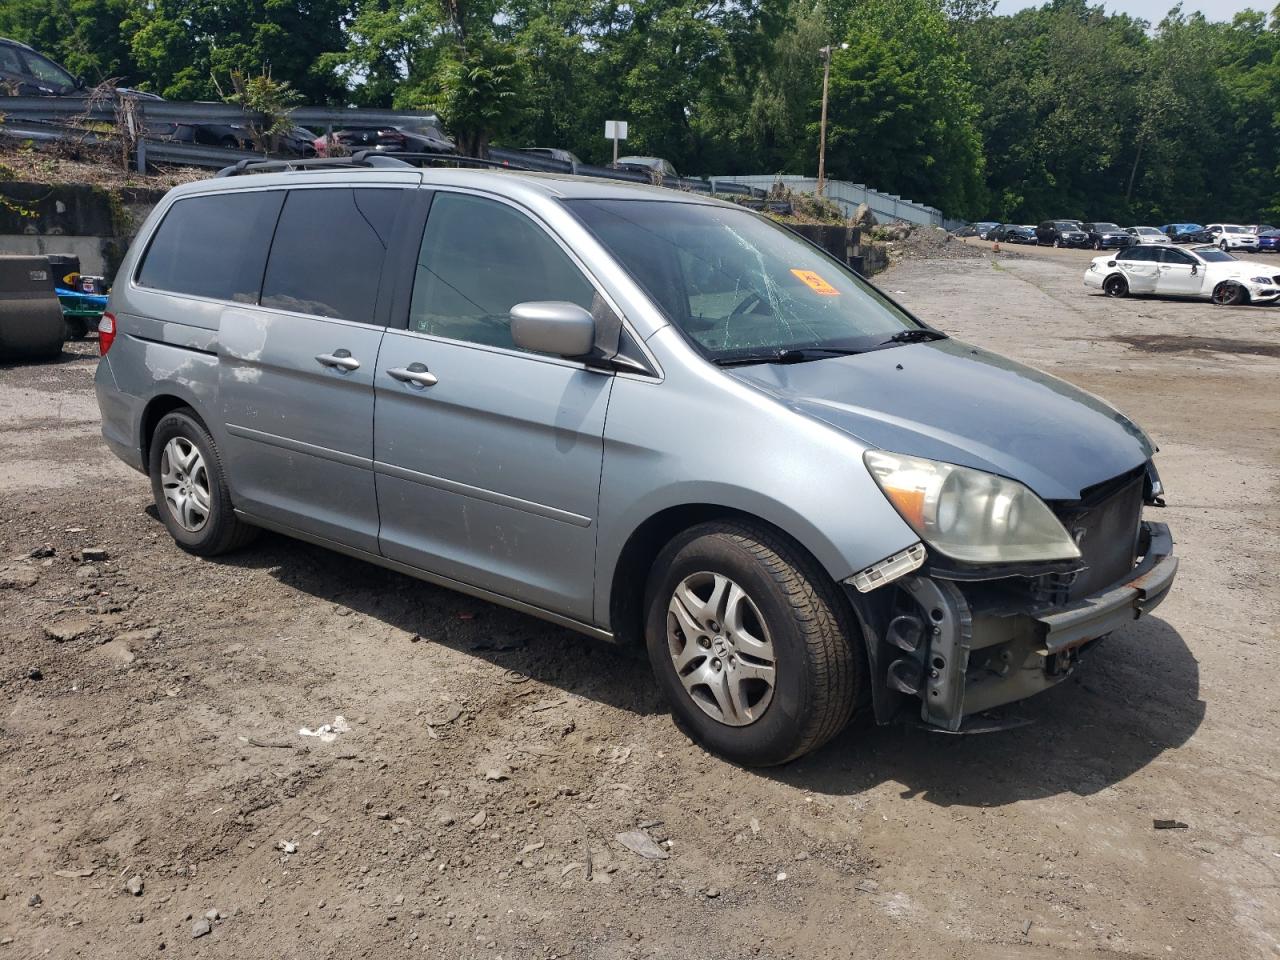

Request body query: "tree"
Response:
[125, 0, 350, 102]
[0, 0, 142, 87]
[823, 0, 986, 216]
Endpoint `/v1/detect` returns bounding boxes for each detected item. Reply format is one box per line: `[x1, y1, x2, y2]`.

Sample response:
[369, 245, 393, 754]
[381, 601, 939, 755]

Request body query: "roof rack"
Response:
[215, 149, 540, 178]
[214, 154, 410, 177]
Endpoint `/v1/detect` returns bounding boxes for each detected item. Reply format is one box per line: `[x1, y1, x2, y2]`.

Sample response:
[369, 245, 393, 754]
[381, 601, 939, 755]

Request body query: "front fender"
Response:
[594, 333, 920, 625]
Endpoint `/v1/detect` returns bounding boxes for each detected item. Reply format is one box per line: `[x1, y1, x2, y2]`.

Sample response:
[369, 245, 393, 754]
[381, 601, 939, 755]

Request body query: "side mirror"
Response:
[76, 75, 87, 89]
[510, 301, 595, 358]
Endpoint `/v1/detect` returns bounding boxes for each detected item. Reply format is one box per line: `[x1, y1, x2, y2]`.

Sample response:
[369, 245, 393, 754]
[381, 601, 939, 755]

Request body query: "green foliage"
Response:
[223, 69, 305, 154]
[823, 0, 986, 216]
[2, 0, 1279, 220]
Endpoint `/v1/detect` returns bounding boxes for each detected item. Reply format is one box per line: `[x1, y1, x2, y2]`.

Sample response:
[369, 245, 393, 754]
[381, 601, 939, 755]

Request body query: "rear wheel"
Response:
[1103, 274, 1129, 298]
[1212, 281, 1248, 306]
[644, 521, 859, 767]
[1053, 238, 1061, 248]
[148, 409, 258, 556]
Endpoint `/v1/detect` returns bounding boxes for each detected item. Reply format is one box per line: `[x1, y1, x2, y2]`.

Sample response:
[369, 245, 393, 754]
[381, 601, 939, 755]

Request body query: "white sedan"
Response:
[1205, 223, 1259, 251]
[1084, 244, 1280, 305]
[1124, 226, 1171, 245]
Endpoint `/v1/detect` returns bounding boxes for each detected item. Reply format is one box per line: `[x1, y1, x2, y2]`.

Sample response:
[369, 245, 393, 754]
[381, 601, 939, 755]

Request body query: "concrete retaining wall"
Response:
[0, 183, 163, 277]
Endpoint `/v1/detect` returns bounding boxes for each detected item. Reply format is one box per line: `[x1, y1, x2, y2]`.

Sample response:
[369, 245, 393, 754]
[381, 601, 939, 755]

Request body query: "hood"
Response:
[728, 338, 1154, 501]
[1226, 260, 1278, 276]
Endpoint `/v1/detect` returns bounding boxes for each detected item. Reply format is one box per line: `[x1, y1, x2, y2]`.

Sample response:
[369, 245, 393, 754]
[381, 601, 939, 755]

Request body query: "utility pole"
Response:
[817, 42, 847, 198]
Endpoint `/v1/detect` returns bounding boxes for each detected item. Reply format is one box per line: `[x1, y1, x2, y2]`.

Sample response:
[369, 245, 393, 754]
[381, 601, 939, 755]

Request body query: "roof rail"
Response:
[351, 150, 538, 171]
[215, 150, 541, 178]
[213, 154, 411, 178]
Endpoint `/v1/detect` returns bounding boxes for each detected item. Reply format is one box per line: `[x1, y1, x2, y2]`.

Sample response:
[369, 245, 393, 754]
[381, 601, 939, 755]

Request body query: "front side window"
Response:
[260, 188, 400, 324]
[136, 191, 284, 302]
[20, 51, 75, 92]
[568, 199, 920, 362]
[408, 192, 595, 350]
[1160, 249, 1195, 266]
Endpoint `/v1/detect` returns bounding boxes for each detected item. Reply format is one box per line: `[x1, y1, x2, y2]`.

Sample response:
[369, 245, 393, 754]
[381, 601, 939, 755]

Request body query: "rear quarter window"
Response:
[136, 191, 284, 302]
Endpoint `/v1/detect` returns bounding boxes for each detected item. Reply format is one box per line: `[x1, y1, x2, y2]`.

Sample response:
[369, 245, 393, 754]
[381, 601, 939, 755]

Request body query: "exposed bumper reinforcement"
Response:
[1034, 522, 1177, 653]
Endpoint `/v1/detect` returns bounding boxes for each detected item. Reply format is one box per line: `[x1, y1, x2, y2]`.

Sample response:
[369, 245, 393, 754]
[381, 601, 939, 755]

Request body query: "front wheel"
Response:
[149, 409, 258, 556]
[1053, 238, 1061, 248]
[1212, 281, 1248, 306]
[1093, 239, 1102, 250]
[1220, 241, 1229, 252]
[644, 521, 859, 766]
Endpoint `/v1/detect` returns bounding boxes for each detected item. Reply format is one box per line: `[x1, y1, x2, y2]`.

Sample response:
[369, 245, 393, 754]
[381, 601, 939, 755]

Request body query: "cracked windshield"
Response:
[567, 199, 921, 362]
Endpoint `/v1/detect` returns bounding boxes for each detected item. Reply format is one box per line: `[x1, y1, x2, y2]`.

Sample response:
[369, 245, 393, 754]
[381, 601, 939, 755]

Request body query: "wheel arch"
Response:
[606, 502, 863, 650]
[138, 389, 210, 475]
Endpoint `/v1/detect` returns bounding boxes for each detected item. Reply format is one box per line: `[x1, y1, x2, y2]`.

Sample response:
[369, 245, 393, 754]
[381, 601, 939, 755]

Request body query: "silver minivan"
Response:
[95, 164, 1178, 765]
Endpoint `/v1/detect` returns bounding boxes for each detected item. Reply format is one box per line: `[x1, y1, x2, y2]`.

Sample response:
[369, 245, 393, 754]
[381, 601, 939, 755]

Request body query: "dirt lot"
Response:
[1, 250, 1278, 960]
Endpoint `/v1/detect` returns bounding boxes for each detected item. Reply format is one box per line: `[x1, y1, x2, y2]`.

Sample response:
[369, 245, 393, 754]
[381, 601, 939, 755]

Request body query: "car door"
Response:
[1117, 246, 1159, 292]
[1156, 247, 1205, 297]
[217, 185, 405, 553]
[373, 189, 615, 622]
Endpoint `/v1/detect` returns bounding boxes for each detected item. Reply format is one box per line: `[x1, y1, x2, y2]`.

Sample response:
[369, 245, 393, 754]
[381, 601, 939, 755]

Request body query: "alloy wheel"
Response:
[666, 572, 776, 726]
[160, 436, 211, 532]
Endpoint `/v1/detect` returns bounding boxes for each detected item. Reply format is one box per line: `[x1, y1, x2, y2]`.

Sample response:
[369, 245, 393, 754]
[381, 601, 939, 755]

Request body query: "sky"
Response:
[996, 0, 1268, 20]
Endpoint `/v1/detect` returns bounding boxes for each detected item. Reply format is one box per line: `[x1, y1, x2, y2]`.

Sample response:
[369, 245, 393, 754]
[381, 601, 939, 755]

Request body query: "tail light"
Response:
[98, 312, 116, 355]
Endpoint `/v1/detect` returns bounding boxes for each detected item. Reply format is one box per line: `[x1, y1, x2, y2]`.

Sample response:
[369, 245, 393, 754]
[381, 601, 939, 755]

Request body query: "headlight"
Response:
[864, 451, 1081, 564]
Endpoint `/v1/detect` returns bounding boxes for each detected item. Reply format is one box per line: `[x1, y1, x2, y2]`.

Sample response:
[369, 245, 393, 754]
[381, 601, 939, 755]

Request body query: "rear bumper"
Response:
[868, 522, 1177, 731]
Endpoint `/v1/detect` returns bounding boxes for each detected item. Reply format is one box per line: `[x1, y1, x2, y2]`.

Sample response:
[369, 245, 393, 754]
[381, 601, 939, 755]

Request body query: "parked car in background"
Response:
[954, 221, 998, 238]
[1036, 220, 1090, 247]
[314, 123, 454, 157]
[1160, 223, 1204, 243]
[152, 121, 316, 157]
[1203, 224, 1259, 252]
[95, 168, 1177, 765]
[614, 156, 679, 179]
[1257, 228, 1280, 252]
[1124, 226, 1171, 245]
[0, 36, 81, 95]
[1082, 222, 1133, 250]
[1245, 224, 1276, 235]
[991, 224, 1036, 244]
[521, 147, 584, 169]
[1085, 243, 1280, 305]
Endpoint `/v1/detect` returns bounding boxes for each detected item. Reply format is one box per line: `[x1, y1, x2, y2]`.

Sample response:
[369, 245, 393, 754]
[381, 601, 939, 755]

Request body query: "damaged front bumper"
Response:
[865, 522, 1178, 732]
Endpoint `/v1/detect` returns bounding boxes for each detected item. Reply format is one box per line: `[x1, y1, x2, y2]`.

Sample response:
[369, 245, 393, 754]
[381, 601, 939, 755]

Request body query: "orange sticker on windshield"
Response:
[790, 269, 840, 295]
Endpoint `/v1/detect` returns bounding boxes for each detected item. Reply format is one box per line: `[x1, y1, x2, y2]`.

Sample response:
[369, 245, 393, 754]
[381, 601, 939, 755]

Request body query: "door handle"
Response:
[316, 350, 360, 372]
[388, 363, 438, 388]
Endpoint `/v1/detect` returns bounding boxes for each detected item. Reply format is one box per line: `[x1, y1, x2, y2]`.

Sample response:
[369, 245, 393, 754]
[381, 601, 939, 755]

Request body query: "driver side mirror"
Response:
[510, 301, 595, 358]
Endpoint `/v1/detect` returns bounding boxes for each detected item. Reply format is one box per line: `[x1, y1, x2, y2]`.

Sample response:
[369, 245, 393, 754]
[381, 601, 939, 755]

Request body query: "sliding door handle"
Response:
[315, 350, 360, 372]
[388, 363, 438, 388]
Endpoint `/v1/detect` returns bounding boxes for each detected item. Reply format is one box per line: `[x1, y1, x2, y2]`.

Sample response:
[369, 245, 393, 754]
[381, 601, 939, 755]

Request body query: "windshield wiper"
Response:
[879, 328, 947, 345]
[713, 347, 863, 367]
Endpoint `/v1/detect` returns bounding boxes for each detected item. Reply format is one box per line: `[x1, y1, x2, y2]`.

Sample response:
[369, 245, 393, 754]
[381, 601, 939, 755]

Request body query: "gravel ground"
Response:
[1, 249, 1278, 959]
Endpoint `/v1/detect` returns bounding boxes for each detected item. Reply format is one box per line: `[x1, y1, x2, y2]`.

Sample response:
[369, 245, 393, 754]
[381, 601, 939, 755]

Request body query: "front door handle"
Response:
[316, 350, 360, 372]
[388, 363, 438, 388]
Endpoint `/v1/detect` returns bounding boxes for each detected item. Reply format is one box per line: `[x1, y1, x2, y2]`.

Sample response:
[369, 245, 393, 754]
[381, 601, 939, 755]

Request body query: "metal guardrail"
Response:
[710, 174, 946, 226]
[0, 94, 766, 197]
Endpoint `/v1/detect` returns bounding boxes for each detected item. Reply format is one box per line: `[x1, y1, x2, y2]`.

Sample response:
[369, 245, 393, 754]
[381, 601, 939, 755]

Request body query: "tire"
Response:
[148, 409, 258, 556]
[1093, 239, 1101, 250]
[1104, 274, 1129, 298]
[1212, 282, 1248, 306]
[64, 317, 89, 340]
[643, 521, 859, 767]
[1053, 238, 1061, 248]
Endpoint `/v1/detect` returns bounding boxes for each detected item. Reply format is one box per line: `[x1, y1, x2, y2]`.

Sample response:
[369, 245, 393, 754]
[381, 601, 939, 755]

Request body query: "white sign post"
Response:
[604, 120, 628, 164]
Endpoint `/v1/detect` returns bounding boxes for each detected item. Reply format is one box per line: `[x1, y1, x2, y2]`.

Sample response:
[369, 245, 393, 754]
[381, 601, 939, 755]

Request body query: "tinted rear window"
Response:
[136, 191, 284, 302]
[260, 188, 401, 324]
